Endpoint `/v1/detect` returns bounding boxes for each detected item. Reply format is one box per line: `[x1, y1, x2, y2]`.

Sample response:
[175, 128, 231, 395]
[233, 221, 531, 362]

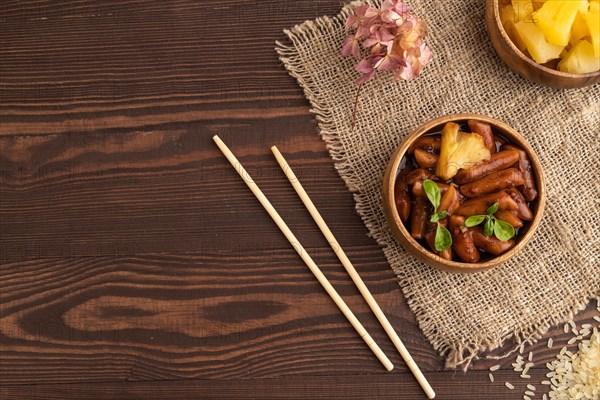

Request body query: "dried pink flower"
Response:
[342, 0, 431, 84]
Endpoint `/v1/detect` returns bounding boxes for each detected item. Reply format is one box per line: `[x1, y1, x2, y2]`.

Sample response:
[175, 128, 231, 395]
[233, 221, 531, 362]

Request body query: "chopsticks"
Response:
[271, 145, 436, 400]
[213, 135, 394, 372]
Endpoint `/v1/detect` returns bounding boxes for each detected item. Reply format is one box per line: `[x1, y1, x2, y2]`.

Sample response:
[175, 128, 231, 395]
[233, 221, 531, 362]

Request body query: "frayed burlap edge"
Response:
[275, 2, 599, 370]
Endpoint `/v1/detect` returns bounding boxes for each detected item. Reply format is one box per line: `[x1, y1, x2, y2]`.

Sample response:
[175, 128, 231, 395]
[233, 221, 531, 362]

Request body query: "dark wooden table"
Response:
[1, 1, 597, 399]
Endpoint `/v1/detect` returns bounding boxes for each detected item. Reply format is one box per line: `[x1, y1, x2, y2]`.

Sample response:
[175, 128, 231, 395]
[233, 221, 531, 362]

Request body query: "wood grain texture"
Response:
[0, 0, 341, 136]
[0, 370, 564, 399]
[1, 1, 598, 399]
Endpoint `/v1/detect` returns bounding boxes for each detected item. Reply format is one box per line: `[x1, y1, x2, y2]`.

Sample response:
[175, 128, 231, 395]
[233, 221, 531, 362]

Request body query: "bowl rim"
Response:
[383, 113, 546, 272]
[489, 0, 600, 80]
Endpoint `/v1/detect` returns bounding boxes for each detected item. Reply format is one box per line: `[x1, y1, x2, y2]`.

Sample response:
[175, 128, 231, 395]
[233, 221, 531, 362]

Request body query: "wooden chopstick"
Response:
[271, 146, 436, 399]
[213, 135, 394, 372]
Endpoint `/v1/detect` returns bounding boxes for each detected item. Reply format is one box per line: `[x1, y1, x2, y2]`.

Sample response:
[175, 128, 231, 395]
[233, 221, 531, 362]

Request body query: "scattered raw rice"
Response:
[547, 338, 553, 348]
[521, 374, 531, 379]
[567, 337, 577, 345]
[489, 364, 500, 371]
[580, 329, 591, 337]
[525, 391, 535, 396]
[559, 347, 567, 355]
[489, 373, 494, 382]
[505, 382, 514, 390]
[569, 320, 576, 330]
[572, 328, 579, 335]
[528, 351, 533, 362]
[564, 323, 570, 333]
[524, 396, 532, 400]
[527, 384, 536, 391]
[541, 380, 551, 385]
[582, 324, 592, 329]
[519, 343, 525, 353]
[546, 330, 599, 399]
[542, 394, 547, 400]
[593, 316, 600, 323]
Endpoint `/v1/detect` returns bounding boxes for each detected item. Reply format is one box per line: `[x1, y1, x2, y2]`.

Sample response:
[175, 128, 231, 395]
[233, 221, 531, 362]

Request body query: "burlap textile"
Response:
[276, 0, 600, 369]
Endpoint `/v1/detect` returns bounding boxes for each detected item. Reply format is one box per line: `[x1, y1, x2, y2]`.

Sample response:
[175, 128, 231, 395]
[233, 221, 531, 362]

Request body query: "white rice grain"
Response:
[547, 338, 553, 348]
[525, 390, 535, 396]
[527, 384, 536, 391]
[564, 323, 570, 333]
[568, 337, 577, 345]
[580, 329, 591, 337]
[489, 372, 494, 382]
[505, 382, 514, 390]
[546, 331, 600, 400]
[489, 364, 500, 371]
[528, 351, 533, 362]
[559, 346, 567, 355]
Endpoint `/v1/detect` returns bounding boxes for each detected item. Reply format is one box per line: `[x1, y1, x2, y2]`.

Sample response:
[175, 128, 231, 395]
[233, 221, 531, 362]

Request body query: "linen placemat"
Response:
[276, 0, 600, 369]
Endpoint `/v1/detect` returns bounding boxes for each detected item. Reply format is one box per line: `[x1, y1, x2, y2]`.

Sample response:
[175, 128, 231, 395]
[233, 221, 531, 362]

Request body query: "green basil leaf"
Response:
[430, 210, 448, 223]
[434, 223, 452, 251]
[465, 215, 486, 227]
[423, 179, 440, 211]
[486, 202, 499, 215]
[484, 217, 494, 236]
[494, 219, 516, 241]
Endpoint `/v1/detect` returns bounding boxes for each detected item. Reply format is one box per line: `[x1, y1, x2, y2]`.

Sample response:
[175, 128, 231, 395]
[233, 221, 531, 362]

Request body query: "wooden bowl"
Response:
[382, 114, 546, 273]
[485, 0, 600, 89]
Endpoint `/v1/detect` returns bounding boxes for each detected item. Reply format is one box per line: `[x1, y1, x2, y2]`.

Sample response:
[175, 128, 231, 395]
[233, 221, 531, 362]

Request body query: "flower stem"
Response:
[351, 83, 363, 131]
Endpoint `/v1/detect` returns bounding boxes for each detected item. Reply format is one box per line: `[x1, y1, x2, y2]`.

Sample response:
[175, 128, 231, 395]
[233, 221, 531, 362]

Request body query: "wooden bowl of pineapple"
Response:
[486, 0, 600, 89]
[382, 114, 546, 273]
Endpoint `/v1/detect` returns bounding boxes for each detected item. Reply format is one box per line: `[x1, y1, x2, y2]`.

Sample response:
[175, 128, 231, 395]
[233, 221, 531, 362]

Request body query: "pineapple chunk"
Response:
[558, 39, 600, 73]
[501, 5, 527, 51]
[584, 9, 600, 56]
[515, 20, 564, 63]
[532, 0, 547, 11]
[436, 122, 491, 181]
[570, 11, 590, 46]
[533, 0, 588, 46]
[512, 0, 535, 21]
